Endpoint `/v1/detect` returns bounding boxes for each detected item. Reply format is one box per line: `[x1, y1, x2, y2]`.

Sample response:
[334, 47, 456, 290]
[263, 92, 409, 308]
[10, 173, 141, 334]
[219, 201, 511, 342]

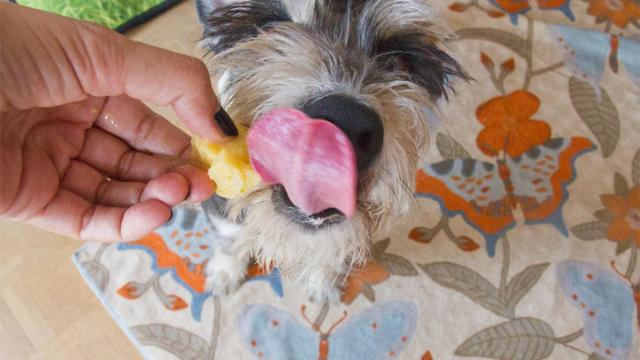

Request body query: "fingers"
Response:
[61, 160, 205, 209]
[77, 128, 214, 201]
[51, 97, 214, 202]
[61, 160, 144, 206]
[28, 189, 171, 242]
[171, 164, 215, 202]
[140, 173, 190, 205]
[78, 128, 174, 181]
[95, 96, 191, 157]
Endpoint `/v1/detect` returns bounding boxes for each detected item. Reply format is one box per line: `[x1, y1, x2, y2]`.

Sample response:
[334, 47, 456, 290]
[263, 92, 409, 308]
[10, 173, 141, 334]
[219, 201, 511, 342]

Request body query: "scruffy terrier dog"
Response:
[196, 0, 466, 302]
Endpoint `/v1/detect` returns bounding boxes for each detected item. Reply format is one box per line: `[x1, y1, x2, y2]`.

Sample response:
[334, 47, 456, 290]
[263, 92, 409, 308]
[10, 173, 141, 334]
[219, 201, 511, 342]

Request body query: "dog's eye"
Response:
[198, 0, 291, 53]
[380, 56, 409, 73]
[374, 33, 468, 99]
[378, 56, 409, 73]
[396, 57, 410, 72]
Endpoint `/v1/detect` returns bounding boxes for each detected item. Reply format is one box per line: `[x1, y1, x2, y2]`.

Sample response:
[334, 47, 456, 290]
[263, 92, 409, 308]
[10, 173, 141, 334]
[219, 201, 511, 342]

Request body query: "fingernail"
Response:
[214, 108, 239, 137]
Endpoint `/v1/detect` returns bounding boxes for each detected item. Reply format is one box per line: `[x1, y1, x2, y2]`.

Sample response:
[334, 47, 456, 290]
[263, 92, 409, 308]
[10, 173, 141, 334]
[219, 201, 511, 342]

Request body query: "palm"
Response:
[9, 103, 85, 208]
[0, 96, 212, 241]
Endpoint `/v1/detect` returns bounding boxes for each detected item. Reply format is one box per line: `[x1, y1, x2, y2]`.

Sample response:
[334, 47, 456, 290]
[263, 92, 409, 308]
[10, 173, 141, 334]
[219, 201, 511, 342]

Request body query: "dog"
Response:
[196, 0, 466, 303]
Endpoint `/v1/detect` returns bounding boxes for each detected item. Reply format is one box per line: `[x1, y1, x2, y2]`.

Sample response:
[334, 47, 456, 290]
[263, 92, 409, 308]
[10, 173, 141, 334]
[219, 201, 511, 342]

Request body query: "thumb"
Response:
[0, 2, 225, 141]
[119, 36, 226, 141]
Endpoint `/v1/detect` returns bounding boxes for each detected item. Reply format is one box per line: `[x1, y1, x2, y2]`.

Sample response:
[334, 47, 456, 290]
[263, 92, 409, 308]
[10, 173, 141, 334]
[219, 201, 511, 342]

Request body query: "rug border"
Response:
[72, 247, 153, 360]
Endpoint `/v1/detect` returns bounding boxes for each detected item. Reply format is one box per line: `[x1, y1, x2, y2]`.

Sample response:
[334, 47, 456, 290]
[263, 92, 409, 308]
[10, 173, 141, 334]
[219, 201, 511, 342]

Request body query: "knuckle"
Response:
[192, 59, 209, 76]
[134, 112, 156, 145]
[77, 24, 126, 94]
[188, 59, 211, 86]
[79, 205, 98, 239]
[178, 140, 192, 159]
[95, 179, 110, 203]
[116, 151, 136, 179]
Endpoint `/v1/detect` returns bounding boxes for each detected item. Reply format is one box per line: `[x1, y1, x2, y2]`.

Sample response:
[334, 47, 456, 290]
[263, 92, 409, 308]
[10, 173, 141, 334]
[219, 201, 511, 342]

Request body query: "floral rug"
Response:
[73, 1, 640, 359]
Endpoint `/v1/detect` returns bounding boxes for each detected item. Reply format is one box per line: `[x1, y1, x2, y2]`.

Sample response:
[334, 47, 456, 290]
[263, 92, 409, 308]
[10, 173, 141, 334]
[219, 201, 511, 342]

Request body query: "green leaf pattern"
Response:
[568, 77, 620, 158]
[131, 324, 210, 360]
[455, 318, 556, 360]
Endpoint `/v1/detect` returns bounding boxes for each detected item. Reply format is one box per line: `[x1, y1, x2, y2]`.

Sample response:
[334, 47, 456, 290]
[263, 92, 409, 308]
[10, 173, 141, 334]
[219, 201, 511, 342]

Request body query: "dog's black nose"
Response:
[301, 94, 384, 171]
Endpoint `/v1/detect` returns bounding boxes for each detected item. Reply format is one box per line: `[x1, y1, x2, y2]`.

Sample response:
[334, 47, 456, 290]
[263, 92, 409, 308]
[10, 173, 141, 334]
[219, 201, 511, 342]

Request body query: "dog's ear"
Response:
[195, 0, 229, 24]
[197, 0, 291, 53]
[375, 33, 468, 100]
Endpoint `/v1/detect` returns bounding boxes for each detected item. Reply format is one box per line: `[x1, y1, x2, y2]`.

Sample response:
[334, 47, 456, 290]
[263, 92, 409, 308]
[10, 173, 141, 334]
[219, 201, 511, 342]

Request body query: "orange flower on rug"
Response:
[587, 0, 640, 29]
[601, 186, 640, 245]
[341, 261, 390, 305]
[476, 90, 552, 158]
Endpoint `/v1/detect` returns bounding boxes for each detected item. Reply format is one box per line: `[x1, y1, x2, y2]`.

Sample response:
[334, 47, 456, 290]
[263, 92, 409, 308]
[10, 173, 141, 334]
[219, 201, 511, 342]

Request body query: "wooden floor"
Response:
[0, 2, 204, 359]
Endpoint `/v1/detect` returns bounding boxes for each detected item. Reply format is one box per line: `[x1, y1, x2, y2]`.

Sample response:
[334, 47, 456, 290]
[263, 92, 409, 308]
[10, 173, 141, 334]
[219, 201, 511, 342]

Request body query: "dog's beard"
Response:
[227, 186, 374, 282]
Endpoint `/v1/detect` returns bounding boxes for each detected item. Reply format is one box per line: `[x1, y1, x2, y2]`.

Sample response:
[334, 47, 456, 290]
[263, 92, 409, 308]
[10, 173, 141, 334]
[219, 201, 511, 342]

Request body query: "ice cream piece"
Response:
[192, 125, 260, 199]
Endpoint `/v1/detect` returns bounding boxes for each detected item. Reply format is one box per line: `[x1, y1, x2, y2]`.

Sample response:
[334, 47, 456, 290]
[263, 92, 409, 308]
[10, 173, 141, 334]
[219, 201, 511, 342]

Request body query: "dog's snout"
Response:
[301, 94, 384, 171]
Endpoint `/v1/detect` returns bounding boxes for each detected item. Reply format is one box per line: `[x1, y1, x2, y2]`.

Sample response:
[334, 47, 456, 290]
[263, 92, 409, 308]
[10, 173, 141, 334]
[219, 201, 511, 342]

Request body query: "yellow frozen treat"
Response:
[191, 125, 260, 198]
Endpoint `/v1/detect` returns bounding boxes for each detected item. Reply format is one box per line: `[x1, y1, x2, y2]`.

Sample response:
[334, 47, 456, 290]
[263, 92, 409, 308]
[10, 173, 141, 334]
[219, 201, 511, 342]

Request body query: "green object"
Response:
[15, 0, 181, 32]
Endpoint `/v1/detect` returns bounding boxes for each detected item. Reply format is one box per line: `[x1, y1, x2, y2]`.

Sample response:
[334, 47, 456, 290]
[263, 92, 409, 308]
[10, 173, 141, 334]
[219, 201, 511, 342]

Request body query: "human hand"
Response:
[0, 2, 225, 241]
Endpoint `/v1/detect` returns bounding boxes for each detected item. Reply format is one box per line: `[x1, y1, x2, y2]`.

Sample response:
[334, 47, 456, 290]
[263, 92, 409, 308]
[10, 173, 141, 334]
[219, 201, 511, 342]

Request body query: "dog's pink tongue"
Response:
[247, 108, 357, 218]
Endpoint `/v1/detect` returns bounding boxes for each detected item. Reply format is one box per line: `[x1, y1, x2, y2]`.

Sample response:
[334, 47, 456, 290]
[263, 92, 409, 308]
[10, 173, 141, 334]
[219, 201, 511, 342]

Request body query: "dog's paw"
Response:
[205, 254, 245, 295]
[306, 281, 341, 303]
